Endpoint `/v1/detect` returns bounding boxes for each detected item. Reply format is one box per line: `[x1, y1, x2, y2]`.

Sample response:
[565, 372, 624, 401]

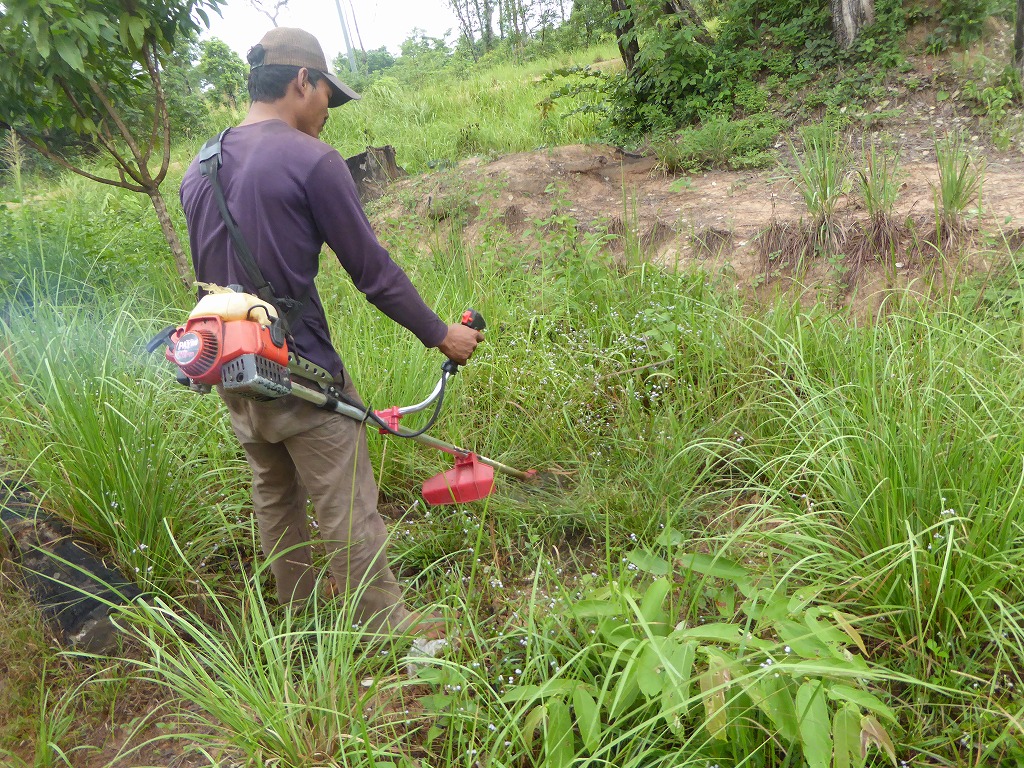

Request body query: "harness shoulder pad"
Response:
[198, 128, 231, 175]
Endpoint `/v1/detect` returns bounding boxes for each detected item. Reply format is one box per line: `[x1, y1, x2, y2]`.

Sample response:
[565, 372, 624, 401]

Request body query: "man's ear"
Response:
[288, 67, 307, 99]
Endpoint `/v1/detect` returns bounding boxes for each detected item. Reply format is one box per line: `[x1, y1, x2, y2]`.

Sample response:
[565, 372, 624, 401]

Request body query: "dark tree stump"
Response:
[345, 145, 409, 205]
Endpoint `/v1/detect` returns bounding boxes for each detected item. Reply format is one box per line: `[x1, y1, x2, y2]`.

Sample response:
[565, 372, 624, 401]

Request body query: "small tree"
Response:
[248, 0, 289, 27]
[0, 0, 223, 284]
[199, 38, 247, 110]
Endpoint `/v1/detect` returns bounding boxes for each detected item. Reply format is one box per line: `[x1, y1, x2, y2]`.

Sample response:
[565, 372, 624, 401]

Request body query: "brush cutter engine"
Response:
[164, 315, 291, 400]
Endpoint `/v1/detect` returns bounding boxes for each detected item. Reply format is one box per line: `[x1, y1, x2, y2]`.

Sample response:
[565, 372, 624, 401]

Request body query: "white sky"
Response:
[203, 0, 461, 63]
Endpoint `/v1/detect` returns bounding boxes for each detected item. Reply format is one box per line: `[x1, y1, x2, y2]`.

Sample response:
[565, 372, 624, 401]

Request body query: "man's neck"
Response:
[240, 100, 296, 130]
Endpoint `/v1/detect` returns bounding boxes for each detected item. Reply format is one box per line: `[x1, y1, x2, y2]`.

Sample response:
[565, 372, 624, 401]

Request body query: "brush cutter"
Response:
[147, 297, 535, 505]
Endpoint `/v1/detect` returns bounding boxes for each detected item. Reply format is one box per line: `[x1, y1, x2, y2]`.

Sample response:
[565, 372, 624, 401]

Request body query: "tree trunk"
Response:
[610, 0, 639, 73]
[146, 187, 192, 286]
[831, 0, 874, 48]
[1015, 0, 1024, 78]
[662, 0, 713, 45]
[485, 0, 496, 47]
[507, 0, 520, 39]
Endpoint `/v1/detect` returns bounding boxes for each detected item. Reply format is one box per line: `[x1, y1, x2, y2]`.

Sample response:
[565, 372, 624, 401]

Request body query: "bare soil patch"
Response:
[383, 110, 1024, 319]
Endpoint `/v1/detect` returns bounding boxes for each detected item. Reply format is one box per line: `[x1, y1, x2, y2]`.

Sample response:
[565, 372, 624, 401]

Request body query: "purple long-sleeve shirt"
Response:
[180, 120, 447, 381]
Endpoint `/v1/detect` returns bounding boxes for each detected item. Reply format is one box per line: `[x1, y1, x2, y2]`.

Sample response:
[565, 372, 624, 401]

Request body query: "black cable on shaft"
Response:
[332, 372, 448, 439]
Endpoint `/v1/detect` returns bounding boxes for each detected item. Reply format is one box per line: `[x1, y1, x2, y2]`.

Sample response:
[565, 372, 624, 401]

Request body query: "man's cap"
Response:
[248, 27, 360, 108]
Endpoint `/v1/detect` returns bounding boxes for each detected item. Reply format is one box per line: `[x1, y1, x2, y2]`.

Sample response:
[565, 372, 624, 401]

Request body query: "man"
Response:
[179, 27, 481, 637]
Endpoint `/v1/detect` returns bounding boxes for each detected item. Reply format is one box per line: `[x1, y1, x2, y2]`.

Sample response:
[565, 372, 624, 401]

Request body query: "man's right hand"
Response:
[436, 323, 484, 366]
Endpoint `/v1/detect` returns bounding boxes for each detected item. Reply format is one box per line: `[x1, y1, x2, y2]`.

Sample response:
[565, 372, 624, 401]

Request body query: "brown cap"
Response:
[248, 27, 360, 108]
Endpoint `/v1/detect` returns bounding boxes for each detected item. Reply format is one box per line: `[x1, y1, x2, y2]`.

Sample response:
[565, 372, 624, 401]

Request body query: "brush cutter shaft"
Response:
[288, 381, 534, 482]
[399, 376, 447, 415]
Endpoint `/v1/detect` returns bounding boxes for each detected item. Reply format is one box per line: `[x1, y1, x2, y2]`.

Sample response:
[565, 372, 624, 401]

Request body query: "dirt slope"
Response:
[379, 48, 1024, 315]
[383, 140, 1024, 317]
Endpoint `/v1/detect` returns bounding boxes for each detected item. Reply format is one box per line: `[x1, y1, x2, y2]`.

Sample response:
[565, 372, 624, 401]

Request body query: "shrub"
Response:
[655, 114, 783, 173]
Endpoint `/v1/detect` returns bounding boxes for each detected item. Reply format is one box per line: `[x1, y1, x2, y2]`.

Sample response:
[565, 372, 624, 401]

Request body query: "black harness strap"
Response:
[198, 129, 308, 339]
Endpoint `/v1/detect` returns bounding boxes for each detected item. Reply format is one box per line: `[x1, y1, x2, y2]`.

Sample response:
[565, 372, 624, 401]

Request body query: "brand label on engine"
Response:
[174, 332, 201, 365]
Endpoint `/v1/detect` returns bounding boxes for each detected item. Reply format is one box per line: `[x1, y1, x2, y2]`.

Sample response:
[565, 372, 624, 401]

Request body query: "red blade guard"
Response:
[422, 453, 495, 505]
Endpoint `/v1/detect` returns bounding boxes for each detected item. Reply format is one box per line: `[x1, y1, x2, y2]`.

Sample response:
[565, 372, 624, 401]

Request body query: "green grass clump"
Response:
[655, 114, 784, 173]
[933, 132, 984, 249]
[115, 543, 423, 767]
[856, 138, 901, 221]
[789, 125, 850, 232]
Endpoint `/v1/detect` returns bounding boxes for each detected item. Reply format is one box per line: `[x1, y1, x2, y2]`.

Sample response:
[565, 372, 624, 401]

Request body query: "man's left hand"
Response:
[436, 323, 483, 366]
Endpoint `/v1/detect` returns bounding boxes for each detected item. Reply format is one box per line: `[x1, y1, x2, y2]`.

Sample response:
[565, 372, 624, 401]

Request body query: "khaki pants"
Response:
[220, 370, 410, 632]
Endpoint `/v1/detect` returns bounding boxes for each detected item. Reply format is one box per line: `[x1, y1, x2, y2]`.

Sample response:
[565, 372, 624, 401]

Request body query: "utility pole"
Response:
[349, 0, 367, 56]
[332, 0, 358, 72]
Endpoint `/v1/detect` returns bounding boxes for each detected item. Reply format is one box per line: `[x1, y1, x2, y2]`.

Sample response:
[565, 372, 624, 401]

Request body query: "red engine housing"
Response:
[166, 316, 289, 384]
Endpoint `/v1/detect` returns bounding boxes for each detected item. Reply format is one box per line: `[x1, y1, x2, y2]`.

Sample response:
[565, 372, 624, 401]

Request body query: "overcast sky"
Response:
[203, 0, 461, 63]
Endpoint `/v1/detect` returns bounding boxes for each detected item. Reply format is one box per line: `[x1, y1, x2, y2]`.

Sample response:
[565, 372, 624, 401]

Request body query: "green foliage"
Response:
[654, 114, 783, 173]
[0, 0, 221, 280]
[161, 33, 222, 142]
[927, 0, 1001, 48]
[331, 45, 398, 94]
[198, 37, 247, 109]
[416, 534, 902, 768]
[0, 0, 220, 139]
[390, 29, 469, 88]
[630, 16, 713, 118]
[557, 0, 617, 48]
[7, 156, 1024, 762]
[581, 0, 910, 139]
[539, 64, 620, 139]
[7, 29, 1024, 763]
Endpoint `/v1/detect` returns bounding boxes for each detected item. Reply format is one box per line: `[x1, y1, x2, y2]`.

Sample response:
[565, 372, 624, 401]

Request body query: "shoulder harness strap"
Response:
[198, 129, 308, 337]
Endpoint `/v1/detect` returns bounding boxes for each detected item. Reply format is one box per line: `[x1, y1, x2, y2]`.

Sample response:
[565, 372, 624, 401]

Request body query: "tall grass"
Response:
[702, 306, 1024, 758]
[111, 531, 432, 767]
[6, 52, 1024, 766]
[323, 206, 750, 547]
[854, 138, 903, 270]
[0, 291, 249, 592]
[856, 139, 901, 220]
[788, 126, 850, 255]
[933, 133, 984, 253]
[0, 148, 186, 304]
